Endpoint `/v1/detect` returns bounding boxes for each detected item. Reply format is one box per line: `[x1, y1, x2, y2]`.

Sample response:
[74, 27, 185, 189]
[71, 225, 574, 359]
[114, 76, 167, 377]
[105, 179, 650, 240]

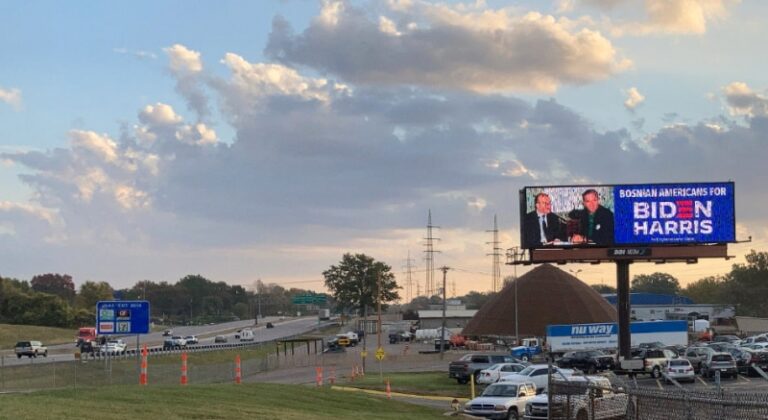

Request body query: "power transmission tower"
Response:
[402, 251, 417, 303]
[486, 214, 502, 292]
[423, 209, 440, 297]
[451, 279, 457, 298]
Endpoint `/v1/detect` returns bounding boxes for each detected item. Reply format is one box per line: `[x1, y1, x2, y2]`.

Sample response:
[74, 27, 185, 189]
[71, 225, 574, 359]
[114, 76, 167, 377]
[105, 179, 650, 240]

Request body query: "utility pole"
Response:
[439, 266, 449, 360]
[486, 215, 502, 292]
[377, 270, 383, 381]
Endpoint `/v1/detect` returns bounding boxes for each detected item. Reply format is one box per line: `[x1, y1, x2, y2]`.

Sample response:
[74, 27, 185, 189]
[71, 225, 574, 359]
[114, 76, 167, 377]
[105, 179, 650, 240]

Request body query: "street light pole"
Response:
[440, 266, 449, 360]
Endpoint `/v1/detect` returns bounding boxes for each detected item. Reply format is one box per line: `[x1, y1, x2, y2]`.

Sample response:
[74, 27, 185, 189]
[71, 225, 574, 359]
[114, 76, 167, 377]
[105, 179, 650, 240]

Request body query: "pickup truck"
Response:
[15, 341, 48, 358]
[499, 364, 574, 394]
[511, 338, 543, 362]
[464, 380, 538, 420]
[523, 376, 629, 420]
[449, 353, 518, 384]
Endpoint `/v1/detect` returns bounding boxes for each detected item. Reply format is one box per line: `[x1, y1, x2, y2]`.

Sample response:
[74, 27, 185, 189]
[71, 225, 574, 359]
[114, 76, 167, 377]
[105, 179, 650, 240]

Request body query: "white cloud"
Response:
[722, 81, 768, 118]
[623, 86, 645, 110]
[576, 0, 738, 36]
[70, 130, 119, 163]
[139, 103, 183, 126]
[164, 44, 203, 74]
[0, 86, 22, 110]
[265, 2, 630, 93]
[113, 48, 157, 60]
[176, 123, 218, 145]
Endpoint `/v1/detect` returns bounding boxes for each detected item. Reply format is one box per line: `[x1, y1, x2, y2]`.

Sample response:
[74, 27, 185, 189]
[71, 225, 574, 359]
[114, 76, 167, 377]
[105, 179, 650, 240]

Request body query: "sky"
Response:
[1, 0, 767, 299]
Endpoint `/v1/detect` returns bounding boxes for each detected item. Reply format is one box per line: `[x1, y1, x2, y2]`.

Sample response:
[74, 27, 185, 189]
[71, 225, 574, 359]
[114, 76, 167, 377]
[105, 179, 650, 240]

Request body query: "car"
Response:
[14, 341, 48, 358]
[684, 346, 716, 373]
[626, 347, 674, 378]
[664, 358, 695, 383]
[163, 336, 187, 348]
[162, 329, 173, 336]
[214, 335, 228, 343]
[556, 350, 616, 373]
[184, 335, 199, 345]
[741, 349, 768, 376]
[464, 380, 537, 420]
[100, 339, 127, 354]
[712, 335, 741, 344]
[499, 364, 574, 394]
[266, 322, 274, 329]
[477, 363, 528, 384]
[449, 353, 518, 384]
[700, 352, 738, 378]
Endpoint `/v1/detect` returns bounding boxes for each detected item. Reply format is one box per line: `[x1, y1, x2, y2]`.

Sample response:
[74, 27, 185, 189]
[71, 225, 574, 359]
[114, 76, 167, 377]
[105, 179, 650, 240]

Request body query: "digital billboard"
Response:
[519, 182, 735, 249]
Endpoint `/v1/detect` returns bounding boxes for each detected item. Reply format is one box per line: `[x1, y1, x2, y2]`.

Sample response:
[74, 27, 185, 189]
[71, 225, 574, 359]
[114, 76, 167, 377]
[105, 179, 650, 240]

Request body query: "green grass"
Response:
[0, 324, 77, 349]
[0, 383, 446, 419]
[348, 371, 476, 398]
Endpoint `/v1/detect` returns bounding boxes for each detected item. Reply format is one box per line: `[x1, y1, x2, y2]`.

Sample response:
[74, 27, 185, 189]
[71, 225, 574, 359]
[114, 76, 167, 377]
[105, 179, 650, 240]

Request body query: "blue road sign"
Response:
[97, 300, 150, 335]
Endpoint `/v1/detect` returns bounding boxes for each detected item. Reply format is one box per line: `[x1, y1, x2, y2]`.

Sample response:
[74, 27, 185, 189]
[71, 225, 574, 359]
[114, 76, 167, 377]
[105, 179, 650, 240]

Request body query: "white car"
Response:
[184, 335, 199, 345]
[500, 364, 574, 393]
[100, 339, 127, 354]
[664, 358, 695, 383]
[478, 363, 529, 384]
[464, 380, 537, 420]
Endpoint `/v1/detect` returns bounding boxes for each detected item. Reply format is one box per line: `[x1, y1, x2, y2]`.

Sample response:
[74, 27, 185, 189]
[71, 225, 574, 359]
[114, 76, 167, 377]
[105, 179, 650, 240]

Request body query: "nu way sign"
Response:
[97, 300, 150, 335]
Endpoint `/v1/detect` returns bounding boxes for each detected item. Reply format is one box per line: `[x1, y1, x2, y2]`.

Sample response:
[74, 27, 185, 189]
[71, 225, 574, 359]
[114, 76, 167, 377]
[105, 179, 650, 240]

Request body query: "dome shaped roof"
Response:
[462, 264, 617, 337]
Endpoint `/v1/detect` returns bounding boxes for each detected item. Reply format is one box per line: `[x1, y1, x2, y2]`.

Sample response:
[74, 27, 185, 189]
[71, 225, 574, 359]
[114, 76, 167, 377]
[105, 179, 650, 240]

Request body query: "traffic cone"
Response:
[350, 365, 356, 382]
[329, 366, 336, 385]
[139, 344, 148, 386]
[315, 366, 323, 387]
[234, 354, 242, 384]
[180, 352, 188, 385]
[386, 379, 391, 399]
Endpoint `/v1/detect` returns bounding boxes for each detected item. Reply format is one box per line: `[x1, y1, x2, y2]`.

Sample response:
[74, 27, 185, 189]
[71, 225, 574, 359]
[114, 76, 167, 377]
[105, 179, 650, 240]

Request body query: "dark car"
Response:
[712, 335, 741, 344]
[742, 349, 768, 376]
[556, 350, 616, 373]
[214, 335, 228, 343]
[266, 322, 274, 329]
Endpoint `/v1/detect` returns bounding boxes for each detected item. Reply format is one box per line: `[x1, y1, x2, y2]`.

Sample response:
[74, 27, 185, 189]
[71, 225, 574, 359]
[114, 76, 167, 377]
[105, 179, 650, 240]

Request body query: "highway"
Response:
[1, 316, 331, 367]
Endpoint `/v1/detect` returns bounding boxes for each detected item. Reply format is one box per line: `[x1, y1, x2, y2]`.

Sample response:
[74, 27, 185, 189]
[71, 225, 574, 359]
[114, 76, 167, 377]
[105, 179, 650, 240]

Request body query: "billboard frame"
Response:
[517, 181, 736, 264]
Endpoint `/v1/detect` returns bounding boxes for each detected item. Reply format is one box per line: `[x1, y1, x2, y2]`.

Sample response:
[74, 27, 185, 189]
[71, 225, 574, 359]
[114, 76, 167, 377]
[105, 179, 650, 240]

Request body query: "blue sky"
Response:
[1, 0, 766, 297]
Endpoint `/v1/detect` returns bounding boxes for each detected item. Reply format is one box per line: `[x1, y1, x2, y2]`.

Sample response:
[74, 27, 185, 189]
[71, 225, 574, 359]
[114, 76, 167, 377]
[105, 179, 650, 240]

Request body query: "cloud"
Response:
[265, 1, 630, 93]
[3, 47, 768, 288]
[113, 48, 157, 60]
[623, 86, 645, 110]
[0, 86, 22, 110]
[723, 82, 768, 118]
[576, 0, 737, 36]
[164, 44, 203, 75]
[164, 44, 210, 121]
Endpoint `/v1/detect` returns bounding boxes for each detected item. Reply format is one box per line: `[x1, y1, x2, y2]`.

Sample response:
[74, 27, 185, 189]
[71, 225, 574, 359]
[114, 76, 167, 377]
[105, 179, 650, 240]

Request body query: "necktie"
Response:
[539, 215, 547, 243]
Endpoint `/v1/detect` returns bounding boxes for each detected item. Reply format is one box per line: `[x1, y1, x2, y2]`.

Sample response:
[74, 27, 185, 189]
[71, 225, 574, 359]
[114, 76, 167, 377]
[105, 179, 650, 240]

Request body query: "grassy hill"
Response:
[0, 383, 446, 419]
[0, 323, 76, 349]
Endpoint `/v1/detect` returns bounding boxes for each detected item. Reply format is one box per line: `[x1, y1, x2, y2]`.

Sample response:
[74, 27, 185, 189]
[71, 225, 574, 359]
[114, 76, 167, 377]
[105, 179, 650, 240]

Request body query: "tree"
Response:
[683, 276, 726, 304]
[630, 272, 681, 295]
[323, 253, 400, 317]
[722, 250, 768, 317]
[591, 284, 617, 294]
[31, 273, 76, 304]
[76, 281, 114, 310]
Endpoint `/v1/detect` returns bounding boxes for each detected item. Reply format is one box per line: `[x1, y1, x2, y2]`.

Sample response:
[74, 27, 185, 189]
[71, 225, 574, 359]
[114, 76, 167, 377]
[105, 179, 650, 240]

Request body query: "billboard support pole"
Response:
[616, 261, 631, 360]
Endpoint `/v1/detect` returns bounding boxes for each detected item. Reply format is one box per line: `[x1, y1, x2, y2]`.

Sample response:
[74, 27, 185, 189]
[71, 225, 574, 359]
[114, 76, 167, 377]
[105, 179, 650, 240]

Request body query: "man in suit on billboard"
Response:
[523, 192, 566, 248]
[570, 189, 614, 246]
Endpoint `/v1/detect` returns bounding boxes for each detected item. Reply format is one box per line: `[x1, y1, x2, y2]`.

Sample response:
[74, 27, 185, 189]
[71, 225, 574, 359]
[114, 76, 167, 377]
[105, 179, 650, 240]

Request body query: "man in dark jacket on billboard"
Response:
[523, 192, 566, 248]
[570, 189, 614, 246]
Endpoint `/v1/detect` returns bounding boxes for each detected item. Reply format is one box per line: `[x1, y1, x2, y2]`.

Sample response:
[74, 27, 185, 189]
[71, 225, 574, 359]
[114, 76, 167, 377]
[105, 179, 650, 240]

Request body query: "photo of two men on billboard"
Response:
[522, 188, 614, 249]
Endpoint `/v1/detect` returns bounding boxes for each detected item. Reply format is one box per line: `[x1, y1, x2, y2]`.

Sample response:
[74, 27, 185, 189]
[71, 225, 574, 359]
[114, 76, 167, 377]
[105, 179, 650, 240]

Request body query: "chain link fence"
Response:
[542, 370, 768, 420]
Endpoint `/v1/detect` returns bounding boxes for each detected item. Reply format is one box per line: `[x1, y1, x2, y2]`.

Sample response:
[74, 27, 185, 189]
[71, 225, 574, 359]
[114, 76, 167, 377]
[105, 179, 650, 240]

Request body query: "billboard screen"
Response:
[520, 182, 735, 249]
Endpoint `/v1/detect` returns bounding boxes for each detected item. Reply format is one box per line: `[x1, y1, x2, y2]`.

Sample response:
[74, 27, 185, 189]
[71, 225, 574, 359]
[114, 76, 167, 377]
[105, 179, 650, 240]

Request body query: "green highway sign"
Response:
[292, 293, 328, 305]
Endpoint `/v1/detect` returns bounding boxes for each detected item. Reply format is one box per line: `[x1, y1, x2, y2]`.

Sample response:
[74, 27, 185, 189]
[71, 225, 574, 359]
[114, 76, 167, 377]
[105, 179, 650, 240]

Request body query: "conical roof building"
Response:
[462, 264, 617, 337]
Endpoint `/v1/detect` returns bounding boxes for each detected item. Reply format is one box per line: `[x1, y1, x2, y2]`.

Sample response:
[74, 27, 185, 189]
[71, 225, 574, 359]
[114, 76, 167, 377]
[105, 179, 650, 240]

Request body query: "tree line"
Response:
[0, 274, 322, 328]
